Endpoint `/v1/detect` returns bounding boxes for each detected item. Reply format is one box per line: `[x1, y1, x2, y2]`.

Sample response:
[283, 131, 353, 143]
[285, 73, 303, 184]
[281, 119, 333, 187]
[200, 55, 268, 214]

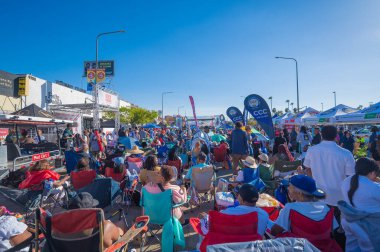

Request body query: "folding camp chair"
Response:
[36, 207, 105, 252]
[276, 208, 342, 252]
[126, 157, 143, 174]
[70, 170, 97, 190]
[190, 210, 262, 252]
[140, 187, 186, 252]
[105, 167, 126, 182]
[190, 166, 215, 208]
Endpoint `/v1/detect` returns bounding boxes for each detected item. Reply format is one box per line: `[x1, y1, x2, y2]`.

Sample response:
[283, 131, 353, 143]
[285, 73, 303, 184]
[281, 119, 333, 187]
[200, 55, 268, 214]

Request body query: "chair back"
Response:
[274, 160, 302, 174]
[37, 207, 104, 252]
[200, 210, 261, 252]
[242, 167, 259, 183]
[289, 208, 341, 251]
[127, 157, 143, 174]
[140, 187, 172, 225]
[70, 170, 97, 190]
[289, 208, 333, 240]
[105, 167, 126, 182]
[213, 146, 227, 162]
[191, 166, 214, 192]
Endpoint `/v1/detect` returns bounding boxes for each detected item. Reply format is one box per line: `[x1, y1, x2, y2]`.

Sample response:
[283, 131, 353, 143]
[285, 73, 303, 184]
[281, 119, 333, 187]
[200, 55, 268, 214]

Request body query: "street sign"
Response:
[32, 152, 50, 162]
[96, 69, 106, 83]
[83, 60, 114, 77]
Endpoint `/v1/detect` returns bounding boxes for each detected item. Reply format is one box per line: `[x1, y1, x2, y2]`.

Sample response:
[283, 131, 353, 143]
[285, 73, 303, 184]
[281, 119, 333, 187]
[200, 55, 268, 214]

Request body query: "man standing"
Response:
[231, 122, 249, 175]
[304, 125, 355, 249]
[311, 127, 321, 145]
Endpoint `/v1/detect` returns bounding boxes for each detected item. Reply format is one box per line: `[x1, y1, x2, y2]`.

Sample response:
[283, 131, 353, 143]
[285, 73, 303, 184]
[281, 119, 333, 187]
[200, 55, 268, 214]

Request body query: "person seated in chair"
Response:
[68, 192, 126, 249]
[0, 206, 32, 252]
[271, 174, 338, 236]
[184, 152, 208, 186]
[201, 184, 269, 236]
[139, 155, 161, 185]
[19, 160, 70, 190]
[235, 156, 258, 183]
[143, 165, 188, 224]
[19, 129, 34, 145]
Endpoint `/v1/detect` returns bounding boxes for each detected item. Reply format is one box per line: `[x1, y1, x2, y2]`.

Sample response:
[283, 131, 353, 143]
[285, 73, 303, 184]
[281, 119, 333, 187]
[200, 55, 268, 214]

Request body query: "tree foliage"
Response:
[103, 107, 158, 125]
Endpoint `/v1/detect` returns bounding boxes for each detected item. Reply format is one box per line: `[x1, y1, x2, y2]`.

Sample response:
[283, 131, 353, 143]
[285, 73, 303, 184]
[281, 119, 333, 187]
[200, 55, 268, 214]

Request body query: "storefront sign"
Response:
[98, 90, 118, 108]
[0, 70, 17, 97]
[0, 128, 9, 143]
[32, 152, 50, 162]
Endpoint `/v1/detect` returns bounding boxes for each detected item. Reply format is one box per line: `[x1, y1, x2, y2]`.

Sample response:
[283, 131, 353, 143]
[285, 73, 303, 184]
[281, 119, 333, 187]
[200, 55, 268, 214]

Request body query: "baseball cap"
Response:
[290, 175, 325, 198]
[258, 153, 269, 162]
[238, 184, 259, 204]
[70, 192, 99, 209]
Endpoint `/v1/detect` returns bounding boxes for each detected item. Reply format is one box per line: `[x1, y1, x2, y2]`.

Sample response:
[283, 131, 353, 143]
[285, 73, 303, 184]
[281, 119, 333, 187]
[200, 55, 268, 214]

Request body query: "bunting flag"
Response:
[226, 106, 244, 124]
[244, 94, 275, 139]
[189, 96, 198, 128]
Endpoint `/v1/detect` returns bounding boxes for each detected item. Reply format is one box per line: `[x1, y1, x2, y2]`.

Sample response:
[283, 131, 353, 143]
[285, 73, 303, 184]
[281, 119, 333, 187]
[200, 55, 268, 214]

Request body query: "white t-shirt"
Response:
[221, 205, 269, 236]
[0, 215, 29, 252]
[275, 202, 339, 232]
[341, 175, 380, 213]
[304, 141, 355, 206]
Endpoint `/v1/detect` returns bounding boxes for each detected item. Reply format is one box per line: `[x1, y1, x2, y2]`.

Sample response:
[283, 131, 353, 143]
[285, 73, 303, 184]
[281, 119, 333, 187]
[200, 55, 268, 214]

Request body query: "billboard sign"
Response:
[98, 90, 118, 108]
[18, 76, 30, 96]
[83, 60, 114, 77]
[0, 70, 17, 97]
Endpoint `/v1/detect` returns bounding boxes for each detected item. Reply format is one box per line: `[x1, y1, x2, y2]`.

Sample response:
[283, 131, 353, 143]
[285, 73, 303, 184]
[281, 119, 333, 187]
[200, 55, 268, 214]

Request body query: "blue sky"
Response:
[1, 0, 380, 116]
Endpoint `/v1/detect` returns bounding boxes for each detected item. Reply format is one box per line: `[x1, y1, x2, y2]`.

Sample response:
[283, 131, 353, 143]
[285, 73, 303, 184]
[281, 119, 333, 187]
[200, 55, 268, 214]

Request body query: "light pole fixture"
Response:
[177, 105, 184, 116]
[333, 91, 337, 107]
[93, 30, 125, 129]
[268, 96, 273, 111]
[162, 91, 173, 122]
[285, 99, 290, 110]
[275, 56, 299, 113]
[321, 102, 324, 112]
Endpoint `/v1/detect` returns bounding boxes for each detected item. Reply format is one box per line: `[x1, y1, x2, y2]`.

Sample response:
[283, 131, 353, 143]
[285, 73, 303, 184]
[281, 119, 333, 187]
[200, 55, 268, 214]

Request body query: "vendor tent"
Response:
[304, 104, 357, 125]
[279, 112, 295, 126]
[285, 107, 320, 125]
[335, 102, 380, 124]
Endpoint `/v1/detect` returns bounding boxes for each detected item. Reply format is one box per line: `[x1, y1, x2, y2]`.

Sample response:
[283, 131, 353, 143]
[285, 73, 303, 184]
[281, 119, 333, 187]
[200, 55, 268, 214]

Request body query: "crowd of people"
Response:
[1, 122, 380, 251]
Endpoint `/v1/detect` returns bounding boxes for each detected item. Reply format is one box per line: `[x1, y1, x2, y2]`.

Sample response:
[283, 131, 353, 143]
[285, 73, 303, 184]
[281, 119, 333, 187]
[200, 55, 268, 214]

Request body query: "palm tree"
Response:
[285, 100, 290, 110]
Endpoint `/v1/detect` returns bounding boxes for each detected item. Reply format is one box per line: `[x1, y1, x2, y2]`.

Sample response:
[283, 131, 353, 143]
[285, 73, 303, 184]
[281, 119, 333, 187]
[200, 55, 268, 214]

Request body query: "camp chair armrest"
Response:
[173, 196, 191, 208]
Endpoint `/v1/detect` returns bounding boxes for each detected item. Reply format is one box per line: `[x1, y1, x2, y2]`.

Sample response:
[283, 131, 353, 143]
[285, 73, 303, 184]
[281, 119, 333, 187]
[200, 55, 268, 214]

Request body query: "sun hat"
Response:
[238, 184, 259, 204]
[289, 175, 325, 197]
[127, 146, 144, 155]
[242, 156, 257, 168]
[71, 192, 99, 209]
[258, 153, 269, 162]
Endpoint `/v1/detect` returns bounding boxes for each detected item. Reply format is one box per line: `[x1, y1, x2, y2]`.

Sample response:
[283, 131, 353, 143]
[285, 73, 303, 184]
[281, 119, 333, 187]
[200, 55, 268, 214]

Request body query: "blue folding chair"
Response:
[140, 188, 186, 252]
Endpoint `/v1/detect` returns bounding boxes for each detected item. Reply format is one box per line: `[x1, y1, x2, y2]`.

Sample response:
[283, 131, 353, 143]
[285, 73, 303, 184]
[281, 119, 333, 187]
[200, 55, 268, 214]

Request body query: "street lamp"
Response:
[321, 102, 324, 112]
[268, 96, 273, 111]
[275, 56, 299, 113]
[162, 91, 173, 122]
[285, 99, 290, 110]
[93, 30, 125, 129]
[177, 105, 184, 116]
[333, 91, 337, 107]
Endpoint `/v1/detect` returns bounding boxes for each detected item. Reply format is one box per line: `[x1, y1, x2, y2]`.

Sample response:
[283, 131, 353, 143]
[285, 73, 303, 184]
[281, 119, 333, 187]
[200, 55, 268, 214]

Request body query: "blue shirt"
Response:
[185, 163, 208, 180]
[231, 128, 249, 155]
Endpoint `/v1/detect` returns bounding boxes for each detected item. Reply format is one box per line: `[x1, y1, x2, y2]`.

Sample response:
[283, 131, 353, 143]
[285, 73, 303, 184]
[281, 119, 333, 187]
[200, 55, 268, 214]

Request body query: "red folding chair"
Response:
[167, 159, 182, 176]
[213, 146, 227, 162]
[70, 170, 97, 190]
[276, 208, 342, 252]
[36, 207, 105, 252]
[190, 210, 262, 252]
[105, 167, 126, 182]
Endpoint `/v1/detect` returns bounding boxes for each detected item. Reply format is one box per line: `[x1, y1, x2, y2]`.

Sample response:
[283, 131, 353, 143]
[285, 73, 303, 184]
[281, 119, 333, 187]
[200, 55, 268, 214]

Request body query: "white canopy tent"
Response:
[278, 112, 294, 126]
[303, 104, 357, 126]
[335, 102, 380, 124]
[283, 107, 320, 126]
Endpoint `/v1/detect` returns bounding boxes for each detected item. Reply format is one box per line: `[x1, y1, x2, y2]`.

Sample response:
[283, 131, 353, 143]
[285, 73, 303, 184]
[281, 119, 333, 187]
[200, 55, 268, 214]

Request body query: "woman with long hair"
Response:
[167, 147, 182, 177]
[139, 155, 161, 185]
[341, 157, 380, 251]
[270, 144, 294, 164]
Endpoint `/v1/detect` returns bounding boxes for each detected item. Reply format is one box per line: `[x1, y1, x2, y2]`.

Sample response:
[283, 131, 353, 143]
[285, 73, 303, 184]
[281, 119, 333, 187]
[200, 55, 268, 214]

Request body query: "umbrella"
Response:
[118, 136, 139, 149]
[211, 134, 226, 143]
[142, 123, 160, 129]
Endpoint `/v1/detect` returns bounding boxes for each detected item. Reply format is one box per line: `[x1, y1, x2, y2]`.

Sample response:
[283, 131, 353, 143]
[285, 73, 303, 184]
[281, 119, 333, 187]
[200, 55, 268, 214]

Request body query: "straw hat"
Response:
[258, 153, 269, 162]
[127, 146, 144, 155]
[242, 156, 257, 168]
